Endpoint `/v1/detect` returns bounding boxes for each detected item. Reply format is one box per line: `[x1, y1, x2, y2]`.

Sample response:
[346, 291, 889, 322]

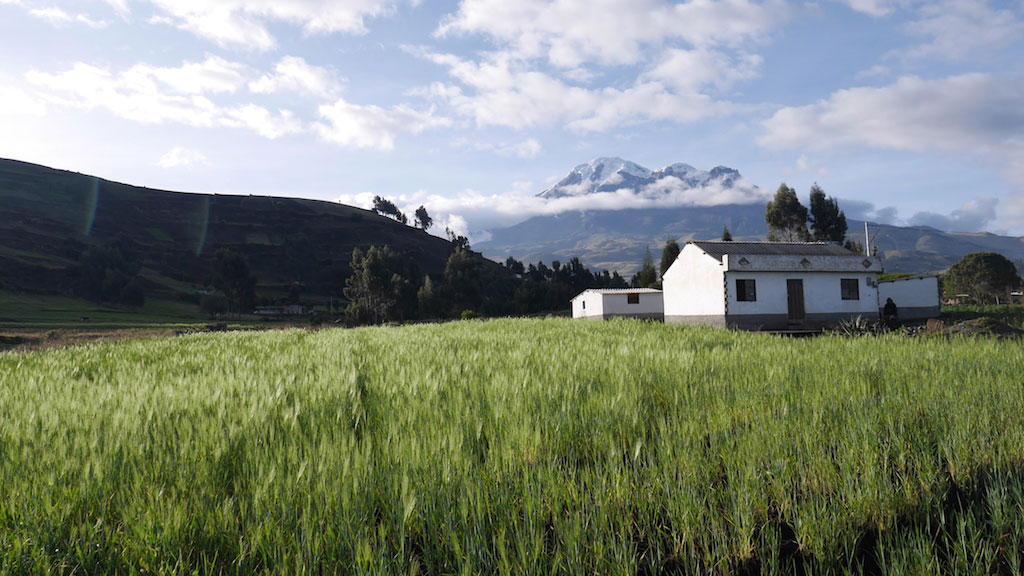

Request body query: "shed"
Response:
[663, 241, 882, 330]
[570, 288, 664, 320]
[877, 276, 940, 320]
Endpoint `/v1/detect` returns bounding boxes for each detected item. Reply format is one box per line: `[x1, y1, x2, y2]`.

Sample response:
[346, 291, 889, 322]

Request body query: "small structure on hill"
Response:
[570, 288, 664, 320]
[662, 241, 882, 330]
[877, 276, 941, 320]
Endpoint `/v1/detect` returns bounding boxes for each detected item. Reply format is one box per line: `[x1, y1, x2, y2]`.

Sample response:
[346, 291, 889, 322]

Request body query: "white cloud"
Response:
[902, 0, 1024, 62]
[418, 0, 783, 133]
[145, 0, 399, 51]
[836, 0, 903, 17]
[908, 196, 999, 232]
[104, 0, 129, 17]
[221, 105, 303, 139]
[501, 138, 541, 159]
[314, 98, 450, 150]
[337, 176, 767, 235]
[643, 48, 763, 94]
[759, 74, 1024, 154]
[760, 74, 1024, 230]
[455, 137, 543, 158]
[414, 49, 740, 131]
[249, 56, 341, 98]
[28, 6, 107, 27]
[437, 0, 787, 69]
[0, 83, 46, 116]
[158, 147, 210, 168]
[26, 57, 304, 139]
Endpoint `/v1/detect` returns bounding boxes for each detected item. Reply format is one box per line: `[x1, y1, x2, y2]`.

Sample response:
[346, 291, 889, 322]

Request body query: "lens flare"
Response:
[83, 178, 100, 236]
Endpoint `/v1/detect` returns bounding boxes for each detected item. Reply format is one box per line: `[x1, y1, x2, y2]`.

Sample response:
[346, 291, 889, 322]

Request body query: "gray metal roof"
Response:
[689, 241, 857, 262]
[571, 288, 662, 301]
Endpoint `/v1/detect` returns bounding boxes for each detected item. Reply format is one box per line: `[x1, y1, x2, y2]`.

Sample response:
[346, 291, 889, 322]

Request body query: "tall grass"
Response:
[1, 319, 1023, 574]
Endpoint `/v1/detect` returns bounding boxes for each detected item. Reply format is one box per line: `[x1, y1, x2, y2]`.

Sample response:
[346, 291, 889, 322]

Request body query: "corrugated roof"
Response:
[689, 241, 857, 262]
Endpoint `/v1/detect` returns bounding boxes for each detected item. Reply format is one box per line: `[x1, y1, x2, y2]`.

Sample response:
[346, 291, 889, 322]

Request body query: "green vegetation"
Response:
[0, 290, 204, 329]
[2, 319, 1024, 574]
[942, 304, 1024, 330]
[944, 252, 1021, 305]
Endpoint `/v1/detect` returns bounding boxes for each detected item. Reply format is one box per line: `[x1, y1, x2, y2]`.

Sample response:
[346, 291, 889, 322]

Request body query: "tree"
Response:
[77, 244, 145, 306]
[808, 184, 848, 243]
[211, 249, 255, 315]
[344, 245, 404, 324]
[765, 183, 810, 241]
[944, 252, 1021, 304]
[659, 238, 680, 280]
[445, 227, 471, 250]
[722, 225, 733, 241]
[372, 195, 407, 225]
[631, 246, 658, 288]
[444, 248, 482, 313]
[414, 205, 433, 231]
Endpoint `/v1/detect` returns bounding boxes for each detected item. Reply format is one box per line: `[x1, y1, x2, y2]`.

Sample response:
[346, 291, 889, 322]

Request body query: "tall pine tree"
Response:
[765, 183, 810, 241]
[808, 184, 848, 243]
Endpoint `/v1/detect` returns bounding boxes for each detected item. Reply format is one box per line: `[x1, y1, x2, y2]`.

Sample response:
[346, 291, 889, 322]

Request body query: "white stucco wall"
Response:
[600, 292, 664, 317]
[571, 291, 605, 319]
[663, 246, 726, 317]
[878, 276, 940, 319]
[725, 272, 879, 317]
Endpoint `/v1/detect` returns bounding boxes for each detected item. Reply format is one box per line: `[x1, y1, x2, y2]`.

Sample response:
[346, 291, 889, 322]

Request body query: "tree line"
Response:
[343, 245, 631, 324]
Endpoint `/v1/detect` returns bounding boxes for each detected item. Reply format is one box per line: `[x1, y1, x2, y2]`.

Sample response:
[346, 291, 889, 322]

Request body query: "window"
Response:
[627, 293, 640, 304]
[841, 278, 860, 300]
[736, 279, 756, 302]
[582, 300, 586, 310]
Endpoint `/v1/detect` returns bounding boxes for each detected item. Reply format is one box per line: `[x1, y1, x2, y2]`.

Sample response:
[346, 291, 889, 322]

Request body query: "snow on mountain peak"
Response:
[538, 158, 752, 201]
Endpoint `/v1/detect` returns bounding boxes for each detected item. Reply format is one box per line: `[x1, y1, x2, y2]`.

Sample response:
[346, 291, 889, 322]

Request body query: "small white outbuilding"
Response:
[663, 241, 883, 330]
[877, 275, 941, 320]
[570, 288, 664, 320]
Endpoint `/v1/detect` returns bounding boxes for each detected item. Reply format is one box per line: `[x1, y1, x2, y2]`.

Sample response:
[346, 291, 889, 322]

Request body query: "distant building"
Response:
[663, 241, 883, 330]
[570, 288, 664, 321]
[877, 276, 941, 320]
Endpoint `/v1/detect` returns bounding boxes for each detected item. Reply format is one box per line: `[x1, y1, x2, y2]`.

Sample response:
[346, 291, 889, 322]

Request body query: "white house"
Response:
[663, 241, 882, 330]
[571, 288, 664, 320]
[877, 276, 940, 320]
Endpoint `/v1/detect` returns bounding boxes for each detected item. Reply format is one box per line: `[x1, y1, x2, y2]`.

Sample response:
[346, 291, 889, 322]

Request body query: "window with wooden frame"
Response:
[627, 293, 640, 304]
[735, 279, 757, 302]
[841, 278, 860, 300]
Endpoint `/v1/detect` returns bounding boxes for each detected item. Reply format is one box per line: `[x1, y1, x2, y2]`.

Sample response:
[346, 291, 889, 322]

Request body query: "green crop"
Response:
[1, 319, 1023, 574]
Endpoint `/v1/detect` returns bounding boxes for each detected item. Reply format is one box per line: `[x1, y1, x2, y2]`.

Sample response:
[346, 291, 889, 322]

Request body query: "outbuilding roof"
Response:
[570, 288, 662, 301]
[579, 288, 662, 295]
[689, 241, 857, 262]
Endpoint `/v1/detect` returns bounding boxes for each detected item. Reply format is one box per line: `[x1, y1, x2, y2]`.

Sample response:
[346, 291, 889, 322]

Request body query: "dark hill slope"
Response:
[0, 159, 469, 301]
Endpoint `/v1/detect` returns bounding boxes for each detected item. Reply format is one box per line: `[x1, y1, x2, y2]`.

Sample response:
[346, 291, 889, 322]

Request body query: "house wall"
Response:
[571, 291, 605, 319]
[878, 276, 940, 320]
[724, 272, 879, 329]
[663, 246, 726, 326]
[601, 292, 664, 320]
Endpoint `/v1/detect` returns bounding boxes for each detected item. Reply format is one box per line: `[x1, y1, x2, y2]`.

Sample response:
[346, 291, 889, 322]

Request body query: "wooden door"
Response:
[787, 279, 805, 322]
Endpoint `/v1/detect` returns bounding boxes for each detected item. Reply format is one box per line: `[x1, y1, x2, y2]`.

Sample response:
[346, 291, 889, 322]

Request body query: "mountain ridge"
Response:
[480, 157, 1024, 275]
[538, 157, 750, 199]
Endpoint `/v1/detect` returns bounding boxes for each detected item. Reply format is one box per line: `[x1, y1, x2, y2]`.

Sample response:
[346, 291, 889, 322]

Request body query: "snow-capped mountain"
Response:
[537, 157, 746, 199]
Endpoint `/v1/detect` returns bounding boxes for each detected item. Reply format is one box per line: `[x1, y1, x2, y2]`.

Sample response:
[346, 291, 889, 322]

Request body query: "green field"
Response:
[2, 319, 1024, 574]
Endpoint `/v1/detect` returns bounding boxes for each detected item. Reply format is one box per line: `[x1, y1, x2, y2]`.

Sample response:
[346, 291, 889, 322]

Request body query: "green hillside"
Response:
[3, 319, 1024, 573]
[0, 159, 481, 316]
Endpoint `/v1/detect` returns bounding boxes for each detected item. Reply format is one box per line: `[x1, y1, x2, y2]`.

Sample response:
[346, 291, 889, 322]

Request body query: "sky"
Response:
[1, 0, 1023, 241]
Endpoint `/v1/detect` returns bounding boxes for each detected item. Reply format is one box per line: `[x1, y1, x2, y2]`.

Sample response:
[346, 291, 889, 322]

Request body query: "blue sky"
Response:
[1, 0, 1022, 239]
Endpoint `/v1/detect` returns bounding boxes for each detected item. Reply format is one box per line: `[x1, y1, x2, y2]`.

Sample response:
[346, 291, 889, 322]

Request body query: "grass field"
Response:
[0, 290, 208, 329]
[2, 319, 1024, 574]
